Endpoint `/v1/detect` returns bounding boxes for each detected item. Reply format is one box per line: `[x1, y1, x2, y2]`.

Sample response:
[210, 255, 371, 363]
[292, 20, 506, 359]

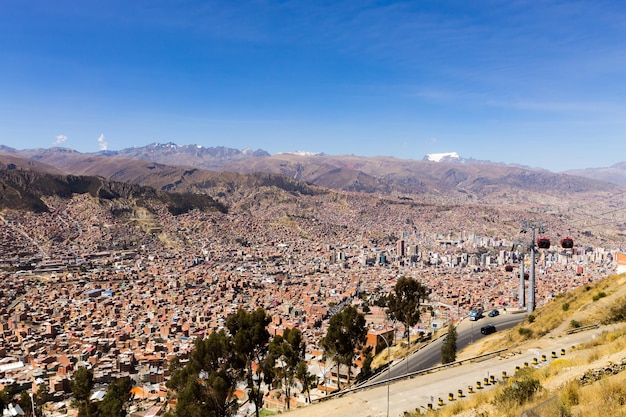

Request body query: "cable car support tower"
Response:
[520, 220, 546, 314]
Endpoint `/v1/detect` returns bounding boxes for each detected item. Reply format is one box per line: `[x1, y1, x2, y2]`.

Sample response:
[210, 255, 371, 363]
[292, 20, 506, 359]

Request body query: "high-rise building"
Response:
[397, 239, 405, 257]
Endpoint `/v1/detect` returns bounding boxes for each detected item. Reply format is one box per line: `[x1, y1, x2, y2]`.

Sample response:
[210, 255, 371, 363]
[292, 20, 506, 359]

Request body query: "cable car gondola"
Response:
[561, 237, 574, 249]
[537, 238, 551, 249]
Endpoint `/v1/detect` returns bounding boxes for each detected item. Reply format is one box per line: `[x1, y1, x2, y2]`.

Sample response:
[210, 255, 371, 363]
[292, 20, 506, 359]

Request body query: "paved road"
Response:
[366, 311, 527, 385]
[284, 324, 606, 417]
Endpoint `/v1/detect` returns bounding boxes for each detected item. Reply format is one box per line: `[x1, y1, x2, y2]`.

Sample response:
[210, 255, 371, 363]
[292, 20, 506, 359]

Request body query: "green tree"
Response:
[19, 391, 33, 417]
[441, 323, 458, 364]
[15, 385, 53, 417]
[77, 399, 99, 417]
[35, 384, 51, 413]
[320, 305, 367, 389]
[387, 276, 429, 347]
[71, 367, 96, 417]
[167, 330, 238, 417]
[295, 361, 314, 404]
[0, 389, 8, 417]
[358, 346, 374, 381]
[170, 378, 205, 417]
[268, 327, 305, 411]
[71, 367, 94, 402]
[373, 294, 388, 308]
[98, 377, 133, 417]
[226, 307, 271, 417]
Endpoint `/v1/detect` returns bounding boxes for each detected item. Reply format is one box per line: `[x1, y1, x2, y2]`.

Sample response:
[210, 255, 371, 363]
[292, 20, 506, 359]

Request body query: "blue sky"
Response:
[1, 0, 625, 172]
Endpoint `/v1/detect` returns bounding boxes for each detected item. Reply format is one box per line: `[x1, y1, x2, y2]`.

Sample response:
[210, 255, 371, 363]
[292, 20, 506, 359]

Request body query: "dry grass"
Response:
[477, 274, 626, 354]
[409, 345, 626, 416]
[575, 327, 626, 370]
[370, 336, 428, 369]
[416, 391, 494, 417]
[571, 373, 626, 416]
[404, 272, 626, 417]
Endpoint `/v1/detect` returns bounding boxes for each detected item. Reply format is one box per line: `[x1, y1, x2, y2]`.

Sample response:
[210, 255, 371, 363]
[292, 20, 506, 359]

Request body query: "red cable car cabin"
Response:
[561, 238, 574, 249]
[537, 238, 551, 249]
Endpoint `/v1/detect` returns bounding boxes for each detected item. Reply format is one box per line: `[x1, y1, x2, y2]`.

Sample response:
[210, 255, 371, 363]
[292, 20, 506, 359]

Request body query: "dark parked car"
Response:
[488, 309, 499, 317]
[481, 324, 496, 335]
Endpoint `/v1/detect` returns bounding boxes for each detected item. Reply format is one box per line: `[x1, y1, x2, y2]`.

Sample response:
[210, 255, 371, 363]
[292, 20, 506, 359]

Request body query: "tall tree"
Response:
[71, 367, 94, 403]
[98, 377, 133, 417]
[71, 367, 97, 417]
[17, 386, 49, 417]
[35, 384, 51, 415]
[441, 323, 458, 364]
[0, 389, 8, 416]
[167, 330, 238, 417]
[295, 361, 314, 404]
[320, 305, 367, 389]
[387, 276, 429, 347]
[268, 327, 305, 411]
[19, 391, 33, 417]
[226, 307, 271, 417]
[359, 346, 374, 381]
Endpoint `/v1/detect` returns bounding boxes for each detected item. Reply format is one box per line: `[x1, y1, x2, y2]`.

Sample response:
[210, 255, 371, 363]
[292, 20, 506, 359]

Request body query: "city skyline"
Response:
[1, 0, 626, 172]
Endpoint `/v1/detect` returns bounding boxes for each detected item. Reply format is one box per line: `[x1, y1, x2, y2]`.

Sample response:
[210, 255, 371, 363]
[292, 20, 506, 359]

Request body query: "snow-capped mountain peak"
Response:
[277, 151, 323, 157]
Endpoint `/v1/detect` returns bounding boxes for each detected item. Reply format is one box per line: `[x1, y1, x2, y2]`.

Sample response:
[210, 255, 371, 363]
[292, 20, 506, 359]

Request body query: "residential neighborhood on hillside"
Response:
[0, 191, 619, 416]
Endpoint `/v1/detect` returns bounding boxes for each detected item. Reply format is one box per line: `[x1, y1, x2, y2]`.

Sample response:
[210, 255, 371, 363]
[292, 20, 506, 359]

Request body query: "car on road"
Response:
[468, 308, 484, 321]
[488, 309, 499, 317]
[480, 324, 496, 335]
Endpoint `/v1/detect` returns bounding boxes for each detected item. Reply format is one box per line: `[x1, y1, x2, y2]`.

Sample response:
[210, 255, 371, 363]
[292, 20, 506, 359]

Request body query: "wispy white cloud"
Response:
[54, 134, 68, 144]
[486, 99, 624, 114]
[97, 133, 107, 150]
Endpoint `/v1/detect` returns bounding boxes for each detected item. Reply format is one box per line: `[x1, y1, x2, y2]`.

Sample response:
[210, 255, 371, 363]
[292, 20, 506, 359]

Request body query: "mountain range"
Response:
[1, 143, 625, 237]
[2, 142, 625, 192]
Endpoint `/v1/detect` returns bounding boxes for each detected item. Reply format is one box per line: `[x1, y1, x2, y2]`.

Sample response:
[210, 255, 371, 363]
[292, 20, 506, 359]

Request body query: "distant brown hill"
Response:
[0, 164, 227, 215]
[0, 150, 66, 175]
[3, 143, 626, 245]
[221, 153, 620, 202]
[564, 162, 626, 186]
[5, 144, 626, 239]
[9, 145, 620, 204]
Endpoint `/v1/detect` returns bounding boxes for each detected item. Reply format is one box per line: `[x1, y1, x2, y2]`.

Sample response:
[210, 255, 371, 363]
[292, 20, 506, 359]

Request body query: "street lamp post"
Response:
[29, 391, 36, 417]
[380, 333, 392, 417]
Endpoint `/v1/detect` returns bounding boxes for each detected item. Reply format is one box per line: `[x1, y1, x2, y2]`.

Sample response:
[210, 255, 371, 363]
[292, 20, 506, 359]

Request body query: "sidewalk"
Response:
[284, 327, 607, 417]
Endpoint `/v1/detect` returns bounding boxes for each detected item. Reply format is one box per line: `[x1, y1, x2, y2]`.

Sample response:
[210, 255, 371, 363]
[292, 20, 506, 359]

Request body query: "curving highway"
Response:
[364, 311, 527, 386]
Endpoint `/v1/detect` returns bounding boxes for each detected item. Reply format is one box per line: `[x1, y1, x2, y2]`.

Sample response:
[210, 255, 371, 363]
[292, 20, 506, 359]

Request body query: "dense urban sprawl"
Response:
[0, 192, 617, 415]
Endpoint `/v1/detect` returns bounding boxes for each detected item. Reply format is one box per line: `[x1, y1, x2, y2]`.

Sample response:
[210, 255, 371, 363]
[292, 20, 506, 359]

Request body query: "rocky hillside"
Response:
[3, 144, 626, 242]
[0, 166, 227, 215]
[6, 145, 622, 204]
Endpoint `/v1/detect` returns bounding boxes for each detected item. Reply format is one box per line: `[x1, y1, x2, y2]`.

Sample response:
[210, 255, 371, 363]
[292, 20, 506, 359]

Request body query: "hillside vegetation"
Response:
[412, 272, 626, 417]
